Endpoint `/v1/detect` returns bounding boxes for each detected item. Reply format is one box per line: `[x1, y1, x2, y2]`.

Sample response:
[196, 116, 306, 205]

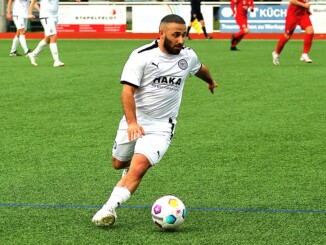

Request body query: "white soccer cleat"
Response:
[272, 51, 280, 65]
[54, 60, 65, 67]
[92, 205, 117, 227]
[300, 53, 312, 63]
[28, 53, 37, 66]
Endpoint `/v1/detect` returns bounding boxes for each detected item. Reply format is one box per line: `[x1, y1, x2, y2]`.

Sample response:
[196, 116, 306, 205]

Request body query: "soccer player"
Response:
[272, 0, 314, 65]
[185, 0, 212, 40]
[230, 0, 254, 51]
[6, 0, 39, 57]
[92, 14, 218, 227]
[27, 0, 79, 67]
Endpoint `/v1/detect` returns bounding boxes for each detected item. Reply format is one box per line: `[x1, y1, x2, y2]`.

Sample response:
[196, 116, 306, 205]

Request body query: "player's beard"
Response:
[164, 37, 182, 55]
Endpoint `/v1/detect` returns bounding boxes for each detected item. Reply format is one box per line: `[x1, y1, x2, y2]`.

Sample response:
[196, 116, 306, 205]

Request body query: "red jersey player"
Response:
[230, 0, 254, 51]
[272, 0, 314, 65]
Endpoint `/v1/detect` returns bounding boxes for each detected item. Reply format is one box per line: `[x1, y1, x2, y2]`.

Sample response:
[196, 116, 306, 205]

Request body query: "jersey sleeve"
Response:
[188, 48, 202, 76]
[120, 50, 144, 88]
[250, 0, 254, 9]
[230, 0, 237, 15]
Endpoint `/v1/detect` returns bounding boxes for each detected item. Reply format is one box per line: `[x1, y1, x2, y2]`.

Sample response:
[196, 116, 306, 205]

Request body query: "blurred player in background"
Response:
[6, 0, 39, 57]
[92, 14, 217, 227]
[230, 0, 254, 51]
[27, 0, 80, 67]
[272, 0, 314, 65]
[185, 0, 212, 40]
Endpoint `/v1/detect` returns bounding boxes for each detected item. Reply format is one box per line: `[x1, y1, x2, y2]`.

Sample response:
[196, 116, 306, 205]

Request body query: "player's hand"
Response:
[28, 14, 36, 20]
[208, 80, 218, 94]
[127, 123, 145, 142]
[6, 14, 12, 21]
[304, 2, 310, 9]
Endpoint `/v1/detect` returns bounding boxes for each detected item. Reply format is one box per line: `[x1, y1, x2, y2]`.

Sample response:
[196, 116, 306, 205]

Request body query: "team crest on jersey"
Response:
[178, 59, 188, 70]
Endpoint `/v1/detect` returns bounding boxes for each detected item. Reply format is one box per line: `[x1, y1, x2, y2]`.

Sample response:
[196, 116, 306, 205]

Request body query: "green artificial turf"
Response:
[0, 39, 325, 244]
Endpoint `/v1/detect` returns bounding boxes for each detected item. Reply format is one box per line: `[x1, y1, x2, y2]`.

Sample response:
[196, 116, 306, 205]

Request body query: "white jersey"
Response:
[120, 39, 202, 120]
[12, 0, 29, 18]
[39, 0, 58, 18]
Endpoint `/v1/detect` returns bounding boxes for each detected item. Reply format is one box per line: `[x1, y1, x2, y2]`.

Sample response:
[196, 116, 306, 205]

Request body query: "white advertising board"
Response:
[132, 5, 213, 34]
[57, 5, 126, 32]
[310, 5, 326, 34]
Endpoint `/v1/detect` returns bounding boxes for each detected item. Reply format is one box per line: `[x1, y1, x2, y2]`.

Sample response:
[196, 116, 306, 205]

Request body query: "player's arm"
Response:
[195, 64, 218, 94]
[28, 0, 38, 19]
[290, 0, 310, 9]
[249, 0, 255, 12]
[230, 0, 237, 16]
[121, 84, 145, 141]
[33, 2, 40, 13]
[6, 0, 13, 21]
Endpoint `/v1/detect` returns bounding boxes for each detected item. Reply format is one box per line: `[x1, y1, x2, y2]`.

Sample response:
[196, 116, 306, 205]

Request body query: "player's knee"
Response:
[284, 33, 291, 40]
[19, 29, 26, 35]
[306, 26, 314, 35]
[45, 37, 51, 44]
[244, 28, 249, 34]
[112, 157, 130, 170]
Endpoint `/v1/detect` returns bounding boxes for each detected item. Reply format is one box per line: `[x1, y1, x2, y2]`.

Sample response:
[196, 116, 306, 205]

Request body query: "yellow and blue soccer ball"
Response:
[151, 195, 186, 229]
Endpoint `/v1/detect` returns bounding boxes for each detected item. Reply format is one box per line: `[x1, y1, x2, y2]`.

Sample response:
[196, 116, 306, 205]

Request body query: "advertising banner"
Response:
[57, 5, 126, 33]
[219, 5, 301, 33]
[310, 5, 326, 34]
[132, 5, 213, 33]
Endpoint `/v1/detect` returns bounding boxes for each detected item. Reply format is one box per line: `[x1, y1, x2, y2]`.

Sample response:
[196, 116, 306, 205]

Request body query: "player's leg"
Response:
[92, 154, 150, 227]
[9, 33, 20, 56]
[231, 16, 247, 50]
[186, 22, 192, 40]
[275, 33, 291, 55]
[92, 154, 151, 227]
[275, 16, 297, 55]
[272, 32, 291, 65]
[111, 124, 137, 175]
[234, 27, 248, 43]
[17, 18, 31, 56]
[43, 17, 64, 67]
[49, 34, 64, 67]
[10, 18, 21, 56]
[272, 16, 297, 65]
[300, 15, 314, 63]
[27, 18, 49, 66]
[198, 14, 211, 39]
[186, 14, 197, 40]
[18, 29, 30, 56]
[91, 122, 135, 226]
[92, 129, 172, 227]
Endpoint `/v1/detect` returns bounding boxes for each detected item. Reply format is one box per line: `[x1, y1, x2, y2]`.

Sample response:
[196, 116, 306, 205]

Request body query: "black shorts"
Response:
[190, 12, 204, 22]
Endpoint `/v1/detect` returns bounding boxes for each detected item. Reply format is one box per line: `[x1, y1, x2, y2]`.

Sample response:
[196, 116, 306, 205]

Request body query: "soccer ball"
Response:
[151, 195, 186, 229]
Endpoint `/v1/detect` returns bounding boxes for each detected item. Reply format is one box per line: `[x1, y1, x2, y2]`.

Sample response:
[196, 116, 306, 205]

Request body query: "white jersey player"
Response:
[27, 0, 79, 67]
[6, 0, 39, 56]
[92, 14, 218, 227]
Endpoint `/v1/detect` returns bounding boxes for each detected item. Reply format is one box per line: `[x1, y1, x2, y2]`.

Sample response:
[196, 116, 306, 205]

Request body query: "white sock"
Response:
[105, 186, 131, 209]
[32, 39, 48, 57]
[19, 35, 29, 54]
[49, 43, 59, 62]
[10, 35, 19, 53]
